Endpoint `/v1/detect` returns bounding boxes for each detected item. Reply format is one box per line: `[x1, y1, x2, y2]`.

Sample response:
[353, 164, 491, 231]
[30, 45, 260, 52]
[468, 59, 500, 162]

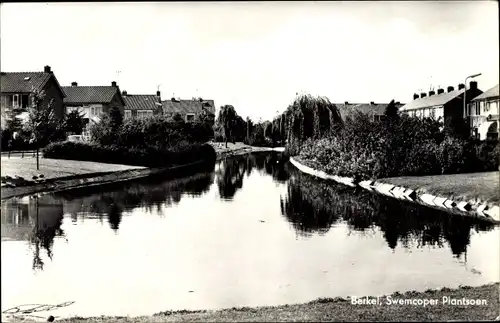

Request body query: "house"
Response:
[0, 65, 66, 129]
[122, 90, 162, 119]
[335, 101, 404, 122]
[400, 81, 483, 134]
[467, 84, 499, 140]
[162, 97, 216, 122]
[62, 81, 126, 132]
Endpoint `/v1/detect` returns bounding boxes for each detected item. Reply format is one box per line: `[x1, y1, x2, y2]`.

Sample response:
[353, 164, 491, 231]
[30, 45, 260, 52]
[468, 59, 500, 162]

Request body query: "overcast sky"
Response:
[1, 1, 498, 121]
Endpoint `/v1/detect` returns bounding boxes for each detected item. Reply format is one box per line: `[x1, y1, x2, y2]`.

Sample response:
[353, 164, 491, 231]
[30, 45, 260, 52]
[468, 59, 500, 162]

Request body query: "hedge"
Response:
[43, 141, 217, 168]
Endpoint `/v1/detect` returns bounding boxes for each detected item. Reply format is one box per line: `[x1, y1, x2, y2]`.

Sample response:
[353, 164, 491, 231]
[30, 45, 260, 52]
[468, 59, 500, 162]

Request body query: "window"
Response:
[186, 113, 195, 122]
[137, 110, 153, 119]
[124, 110, 132, 119]
[90, 107, 95, 116]
[12, 94, 19, 108]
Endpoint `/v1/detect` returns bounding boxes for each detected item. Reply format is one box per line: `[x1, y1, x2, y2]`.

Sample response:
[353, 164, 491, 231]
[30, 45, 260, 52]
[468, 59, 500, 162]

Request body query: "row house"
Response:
[467, 84, 499, 140]
[0, 65, 66, 129]
[399, 81, 483, 135]
[162, 97, 216, 122]
[335, 101, 404, 122]
[122, 90, 162, 119]
[63, 81, 126, 133]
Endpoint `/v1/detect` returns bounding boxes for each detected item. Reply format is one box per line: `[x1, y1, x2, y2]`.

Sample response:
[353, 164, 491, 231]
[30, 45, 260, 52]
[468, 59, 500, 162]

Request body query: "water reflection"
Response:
[1, 196, 65, 271]
[216, 152, 290, 199]
[281, 168, 496, 258]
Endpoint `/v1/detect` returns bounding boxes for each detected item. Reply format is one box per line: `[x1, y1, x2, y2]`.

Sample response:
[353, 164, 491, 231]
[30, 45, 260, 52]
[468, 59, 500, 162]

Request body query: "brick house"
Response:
[122, 90, 162, 119]
[335, 101, 404, 122]
[0, 65, 66, 129]
[62, 81, 125, 133]
[400, 81, 483, 135]
[467, 84, 499, 140]
[162, 97, 216, 122]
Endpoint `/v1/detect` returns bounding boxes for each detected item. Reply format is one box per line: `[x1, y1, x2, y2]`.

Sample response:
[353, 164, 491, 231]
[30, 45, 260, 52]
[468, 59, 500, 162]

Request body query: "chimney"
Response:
[344, 101, 349, 105]
[413, 93, 419, 100]
[395, 101, 401, 105]
[470, 81, 478, 90]
[447, 86, 454, 92]
[44, 65, 51, 73]
[370, 101, 375, 105]
[156, 90, 161, 97]
[71, 82, 78, 87]
[420, 92, 427, 98]
[122, 90, 127, 96]
[429, 90, 435, 96]
[458, 83, 465, 90]
[437, 88, 444, 94]
[111, 81, 117, 87]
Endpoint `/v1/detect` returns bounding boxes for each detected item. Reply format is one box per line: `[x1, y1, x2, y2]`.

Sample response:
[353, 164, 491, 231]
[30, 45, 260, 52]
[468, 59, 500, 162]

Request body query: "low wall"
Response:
[289, 157, 500, 224]
[1, 160, 206, 200]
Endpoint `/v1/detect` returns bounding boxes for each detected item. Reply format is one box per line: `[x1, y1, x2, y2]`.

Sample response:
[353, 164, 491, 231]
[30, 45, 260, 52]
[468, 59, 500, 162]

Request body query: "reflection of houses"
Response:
[162, 97, 216, 122]
[335, 101, 404, 122]
[62, 81, 126, 134]
[122, 90, 162, 119]
[0, 65, 66, 129]
[467, 84, 499, 140]
[400, 82, 483, 132]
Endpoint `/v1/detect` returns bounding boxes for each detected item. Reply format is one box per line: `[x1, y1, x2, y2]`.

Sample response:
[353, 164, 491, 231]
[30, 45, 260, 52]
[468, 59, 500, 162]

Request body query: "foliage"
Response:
[64, 109, 86, 135]
[384, 99, 399, 120]
[43, 141, 217, 168]
[23, 89, 66, 147]
[298, 112, 498, 180]
[280, 94, 343, 155]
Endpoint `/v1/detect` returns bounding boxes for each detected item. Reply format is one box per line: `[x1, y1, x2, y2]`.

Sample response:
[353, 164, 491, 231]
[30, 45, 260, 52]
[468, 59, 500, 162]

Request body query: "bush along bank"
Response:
[43, 112, 217, 168]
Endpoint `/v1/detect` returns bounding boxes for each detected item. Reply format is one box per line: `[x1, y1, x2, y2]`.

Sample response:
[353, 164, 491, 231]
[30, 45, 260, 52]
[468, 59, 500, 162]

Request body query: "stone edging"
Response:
[289, 157, 500, 224]
[1, 160, 206, 200]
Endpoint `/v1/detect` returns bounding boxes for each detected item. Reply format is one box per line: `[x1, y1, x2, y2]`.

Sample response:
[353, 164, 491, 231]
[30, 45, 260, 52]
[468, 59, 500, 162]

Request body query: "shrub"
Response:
[437, 137, 476, 174]
[43, 141, 217, 168]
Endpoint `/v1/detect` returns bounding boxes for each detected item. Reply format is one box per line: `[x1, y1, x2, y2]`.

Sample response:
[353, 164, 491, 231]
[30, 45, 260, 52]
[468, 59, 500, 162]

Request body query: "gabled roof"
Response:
[472, 84, 499, 101]
[400, 89, 465, 111]
[123, 94, 160, 111]
[0, 71, 65, 97]
[162, 99, 216, 115]
[335, 102, 404, 120]
[62, 86, 124, 105]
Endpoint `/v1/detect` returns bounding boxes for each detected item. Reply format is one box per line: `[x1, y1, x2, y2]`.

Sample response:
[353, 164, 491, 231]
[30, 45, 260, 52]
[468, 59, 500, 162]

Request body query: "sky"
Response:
[1, 1, 498, 121]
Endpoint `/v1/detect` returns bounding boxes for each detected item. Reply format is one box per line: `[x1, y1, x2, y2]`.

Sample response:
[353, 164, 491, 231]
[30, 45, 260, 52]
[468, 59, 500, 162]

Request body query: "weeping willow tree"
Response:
[281, 94, 343, 155]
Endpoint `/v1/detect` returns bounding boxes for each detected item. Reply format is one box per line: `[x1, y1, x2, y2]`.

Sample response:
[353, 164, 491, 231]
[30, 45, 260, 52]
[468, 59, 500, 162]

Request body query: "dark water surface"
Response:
[1, 152, 498, 317]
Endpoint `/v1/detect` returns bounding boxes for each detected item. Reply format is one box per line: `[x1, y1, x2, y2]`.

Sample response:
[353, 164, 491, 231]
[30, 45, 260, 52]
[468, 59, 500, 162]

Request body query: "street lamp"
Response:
[463, 73, 482, 118]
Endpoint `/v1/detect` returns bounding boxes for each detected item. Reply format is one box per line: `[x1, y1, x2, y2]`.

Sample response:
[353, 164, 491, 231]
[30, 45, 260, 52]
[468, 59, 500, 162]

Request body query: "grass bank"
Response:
[381, 172, 500, 205]
[6, 283, 498, 322]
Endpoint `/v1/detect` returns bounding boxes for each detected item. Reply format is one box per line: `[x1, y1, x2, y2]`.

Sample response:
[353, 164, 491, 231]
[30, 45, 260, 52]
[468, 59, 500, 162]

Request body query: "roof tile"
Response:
[1, 72, 53, 93]
[62, 86, 120, 104]
[123, 94, 160, 111]
[472, 84, 499, 101]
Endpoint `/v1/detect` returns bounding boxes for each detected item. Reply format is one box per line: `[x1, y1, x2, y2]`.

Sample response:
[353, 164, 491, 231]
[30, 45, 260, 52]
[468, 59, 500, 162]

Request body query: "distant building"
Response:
[0, 65, 66, 129]
[122, 90, 162, 119]
[335, 101, 404, 122]
[162, 97, 216, 122]
[62, 81, 126, 133]
[400, 81, 483, 135]
[468, 84, 499, 140]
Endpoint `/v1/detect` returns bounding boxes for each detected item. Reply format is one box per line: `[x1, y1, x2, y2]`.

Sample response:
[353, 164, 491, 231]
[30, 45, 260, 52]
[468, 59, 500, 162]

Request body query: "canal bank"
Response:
[1, 144, 284, 199]
[289, 157, 500, 224]
[4, 283, 498, 322]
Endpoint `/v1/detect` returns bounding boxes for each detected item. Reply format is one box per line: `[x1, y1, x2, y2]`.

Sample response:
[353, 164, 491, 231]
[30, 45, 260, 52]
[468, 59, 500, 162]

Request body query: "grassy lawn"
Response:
[381, 172, 500, 204]
[5, 283, 498, 322]
[1, 157, 144, 181]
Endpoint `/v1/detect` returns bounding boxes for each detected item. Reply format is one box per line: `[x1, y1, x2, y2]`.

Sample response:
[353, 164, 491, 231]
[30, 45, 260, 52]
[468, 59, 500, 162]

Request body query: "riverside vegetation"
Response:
[278, 95, 499, 182]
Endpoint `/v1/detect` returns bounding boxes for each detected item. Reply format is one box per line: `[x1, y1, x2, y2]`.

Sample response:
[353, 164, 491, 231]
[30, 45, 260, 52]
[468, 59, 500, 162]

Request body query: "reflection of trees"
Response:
[281, 168, 496, 257]
[1, 196, 65, 271]
[216, 152, 289, 200]
[56, 171, 215, 230]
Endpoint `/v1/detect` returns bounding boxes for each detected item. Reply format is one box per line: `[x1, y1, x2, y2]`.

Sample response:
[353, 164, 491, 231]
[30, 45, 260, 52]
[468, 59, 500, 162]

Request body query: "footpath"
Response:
[1, 143, 284, 200]
[290, 157, 500, 224]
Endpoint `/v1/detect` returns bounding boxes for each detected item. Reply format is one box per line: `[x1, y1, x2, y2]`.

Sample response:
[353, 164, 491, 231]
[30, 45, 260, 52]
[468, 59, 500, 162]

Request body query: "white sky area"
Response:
[1, 1, 498, 121]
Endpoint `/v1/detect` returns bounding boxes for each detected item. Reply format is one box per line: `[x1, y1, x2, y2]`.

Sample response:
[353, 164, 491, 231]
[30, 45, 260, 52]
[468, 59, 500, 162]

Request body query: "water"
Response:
[1, 152, 499, 318]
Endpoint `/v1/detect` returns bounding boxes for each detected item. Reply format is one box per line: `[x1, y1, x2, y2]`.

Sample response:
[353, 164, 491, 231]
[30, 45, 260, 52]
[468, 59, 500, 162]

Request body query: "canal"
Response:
[1, 152, 498, 318]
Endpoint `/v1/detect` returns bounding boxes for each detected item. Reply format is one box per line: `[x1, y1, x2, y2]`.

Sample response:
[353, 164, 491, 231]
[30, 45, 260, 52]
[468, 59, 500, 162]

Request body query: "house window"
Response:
[90, 107, 95, 116]
[124, 110, 132, 119]
[137, 110, 153, 119]
[12, 94, 19, 108]
[186, 113, 195, 122]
